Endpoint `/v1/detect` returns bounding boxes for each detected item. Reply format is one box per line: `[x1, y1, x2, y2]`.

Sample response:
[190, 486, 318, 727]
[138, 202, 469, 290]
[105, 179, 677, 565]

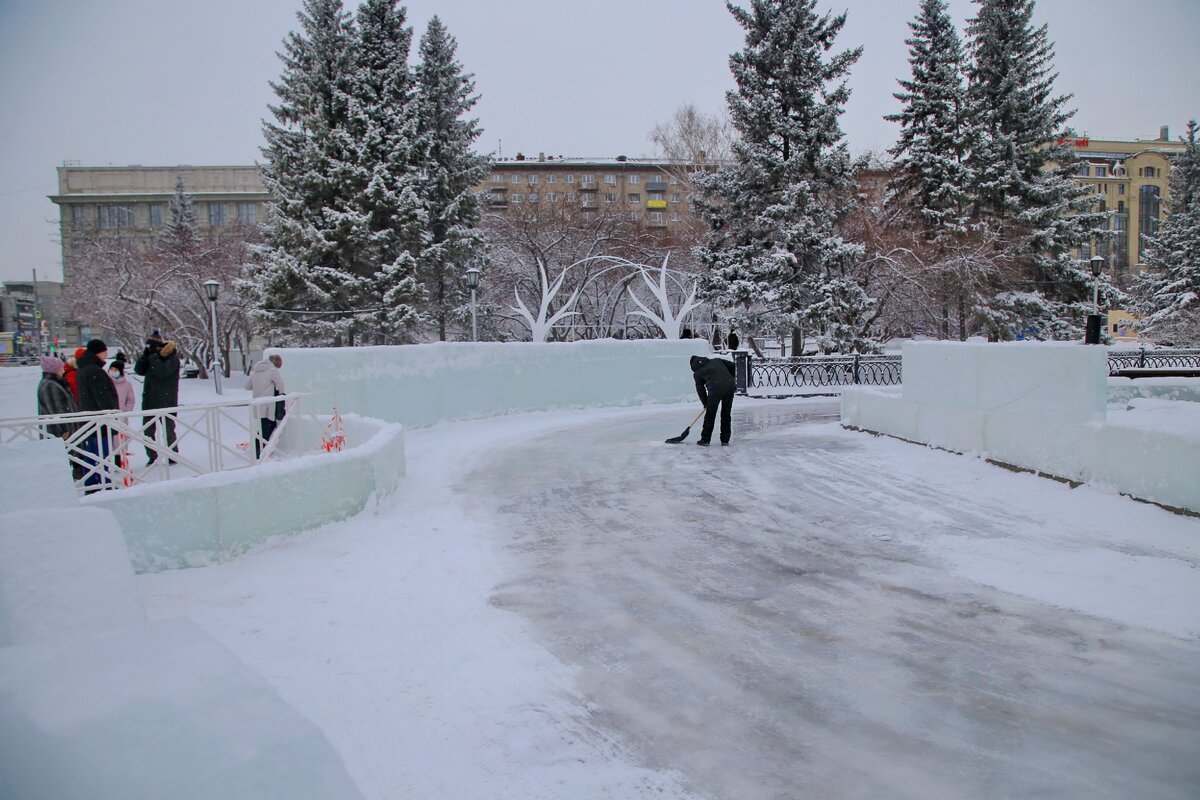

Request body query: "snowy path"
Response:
[143, 398, 1200, 800]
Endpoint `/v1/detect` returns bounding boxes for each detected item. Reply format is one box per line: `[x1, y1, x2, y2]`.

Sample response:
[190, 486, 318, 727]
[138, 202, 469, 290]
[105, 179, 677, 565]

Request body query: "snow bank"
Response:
[275, 339, 712, 427]
[0, 619, 363, 800]
[86, 414, 406, 573]
[0, 438, 77, 511]
[0, 366, 39, 420]
[843, 341, 1200, 513]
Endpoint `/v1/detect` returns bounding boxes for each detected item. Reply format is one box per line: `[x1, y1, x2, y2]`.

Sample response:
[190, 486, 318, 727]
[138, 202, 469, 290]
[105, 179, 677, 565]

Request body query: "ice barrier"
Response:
[275, 339, 713, 427]
[0, 471, 363, 798]
[841, 341, 1200, 513]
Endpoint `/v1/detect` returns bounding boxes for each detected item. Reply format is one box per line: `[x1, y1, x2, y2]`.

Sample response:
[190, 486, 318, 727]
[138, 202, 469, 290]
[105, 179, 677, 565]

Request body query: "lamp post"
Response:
[465, 267, 481, 342]
[1086, 255, 1105, 345]
[204, 280, 223, 394]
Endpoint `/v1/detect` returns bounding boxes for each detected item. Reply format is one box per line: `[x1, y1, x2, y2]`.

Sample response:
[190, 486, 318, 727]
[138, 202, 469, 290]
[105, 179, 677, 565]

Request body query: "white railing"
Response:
[0, 393, 308, 495]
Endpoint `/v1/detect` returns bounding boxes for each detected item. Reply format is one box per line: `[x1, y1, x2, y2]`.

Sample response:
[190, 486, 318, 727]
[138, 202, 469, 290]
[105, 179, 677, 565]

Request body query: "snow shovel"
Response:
[665, 409, 705, 444]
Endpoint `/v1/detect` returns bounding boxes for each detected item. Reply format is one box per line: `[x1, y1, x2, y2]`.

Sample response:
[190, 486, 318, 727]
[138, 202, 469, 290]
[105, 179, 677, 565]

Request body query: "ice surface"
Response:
[0, 618, 363, 800]
[0, 508, 144, 647]
[903, 340, 1107, 423]
[277, 339, 712, 427]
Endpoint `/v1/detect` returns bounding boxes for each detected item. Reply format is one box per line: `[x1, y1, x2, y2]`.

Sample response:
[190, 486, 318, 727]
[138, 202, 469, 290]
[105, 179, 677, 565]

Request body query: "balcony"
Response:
[579, 182, 598, 192]
[646, 199, 668, 210]
[646, 181, 668, 192]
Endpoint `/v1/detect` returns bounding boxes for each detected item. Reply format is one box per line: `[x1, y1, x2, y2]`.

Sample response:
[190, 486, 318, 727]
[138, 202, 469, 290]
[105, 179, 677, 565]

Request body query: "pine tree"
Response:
[413, 16, 490, 341]
[965, 0, 1108, 339]
[345, 0, 425, 343]
[1135, 120, 1200, 345]
[161, 176, 198, 255]
[245, 0, 364, 346]
[695, 0, 867, 352]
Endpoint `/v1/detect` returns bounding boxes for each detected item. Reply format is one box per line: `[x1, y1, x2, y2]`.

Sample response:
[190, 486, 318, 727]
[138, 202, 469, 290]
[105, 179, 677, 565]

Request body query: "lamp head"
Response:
[1089, 255, 1105, 278]
[465, 267, 481, 291]
[204, 279, 221, 302]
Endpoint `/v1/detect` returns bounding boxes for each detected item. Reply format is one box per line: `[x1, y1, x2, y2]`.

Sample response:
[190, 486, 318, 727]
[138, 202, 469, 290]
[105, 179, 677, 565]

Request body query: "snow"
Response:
[136, 397, 1199, 799]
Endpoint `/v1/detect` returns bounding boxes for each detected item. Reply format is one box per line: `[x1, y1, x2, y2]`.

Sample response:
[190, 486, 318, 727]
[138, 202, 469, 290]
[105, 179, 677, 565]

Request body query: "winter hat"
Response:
[147, 329, 164, 344]
[109, 357, 126, 375]
[85, 338, 108, 355]
[40, 355, 64, 373]
[73, 347, 87, 360]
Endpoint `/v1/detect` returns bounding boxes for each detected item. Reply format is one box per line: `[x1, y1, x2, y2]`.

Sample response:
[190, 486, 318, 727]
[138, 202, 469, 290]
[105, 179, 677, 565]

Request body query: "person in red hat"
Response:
[63, 346, 86, 402]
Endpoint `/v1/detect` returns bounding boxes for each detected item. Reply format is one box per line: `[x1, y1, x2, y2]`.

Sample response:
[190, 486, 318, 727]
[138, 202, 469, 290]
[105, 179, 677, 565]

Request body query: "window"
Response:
[628, 193, 641, 203]
[491, 174, 503, 183]
[565, 174, 576, 184]
[629, 211, 641, 221]
[208, 203, 225, 226]
[1097, 198, 1106, 213]
[581, 174, 594, 184]
[237, 202, 257, 224]
[511, 174, 523, 184]
[1079, 242, 1092, 259]
[1118, 200, 1125, 214]
[649, 211, 664, 225]
[1118, 184, 1126, 195]
[98, 205, 134, 229]
[1139, 184, 1161, 258]
[528, 175, 539, 185]
[528, 192, 539, 203]
[71, 205, 87, 226]
[565, 192, 576, 202]
[545, 192, 557, 202]
[670, 193, 680, 203]
[546, 175, 557, 184]
[604, 174, 617, 185]
[670, 212, 681, 222]
[510, 193, 524, 203]
[670, 175, 680, 184]
[628, 175, 640, 184]
[604, 193, 616, 203]
[1076, 164, 1091, 177]
[149, 204, 164, 227]
[1140, 166, 1159, 178]
[1095, 166, 1107, 177]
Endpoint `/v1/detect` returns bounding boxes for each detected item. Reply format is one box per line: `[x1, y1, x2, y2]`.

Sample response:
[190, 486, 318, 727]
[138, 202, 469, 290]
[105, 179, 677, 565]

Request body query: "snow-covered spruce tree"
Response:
[965, 0, 1109, 339]
[161, 176, 199, 255]
[694, 0, 869, 353]
[343, 0, 425, 344]
[1134, 120, 1200, 345]
[413, 16, 490, 341]
[245, 0, 366, 346]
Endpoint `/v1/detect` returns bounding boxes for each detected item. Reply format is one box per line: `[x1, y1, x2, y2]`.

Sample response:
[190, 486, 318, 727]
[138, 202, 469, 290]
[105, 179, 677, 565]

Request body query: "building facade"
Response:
[1060, 127, 1184, 277]
[49, 165, 270, 284]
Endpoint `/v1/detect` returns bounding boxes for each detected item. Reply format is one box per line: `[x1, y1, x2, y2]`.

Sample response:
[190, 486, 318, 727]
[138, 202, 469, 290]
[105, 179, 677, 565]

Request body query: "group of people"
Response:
[36, 331, 182, 489]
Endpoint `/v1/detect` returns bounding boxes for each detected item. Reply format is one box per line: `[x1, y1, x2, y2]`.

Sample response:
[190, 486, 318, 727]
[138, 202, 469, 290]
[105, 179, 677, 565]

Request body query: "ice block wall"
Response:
[274, 339, 713, 428]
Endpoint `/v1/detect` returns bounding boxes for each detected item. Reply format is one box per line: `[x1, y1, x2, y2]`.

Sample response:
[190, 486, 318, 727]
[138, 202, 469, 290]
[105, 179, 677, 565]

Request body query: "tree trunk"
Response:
[790, 326, 803, 357]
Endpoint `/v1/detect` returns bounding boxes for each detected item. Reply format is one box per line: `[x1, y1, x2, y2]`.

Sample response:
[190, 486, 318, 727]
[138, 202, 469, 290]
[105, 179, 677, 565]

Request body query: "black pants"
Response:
[256, 417, 278, 458]
[143, 413, 177, 461]
[700, 388, 734, 444]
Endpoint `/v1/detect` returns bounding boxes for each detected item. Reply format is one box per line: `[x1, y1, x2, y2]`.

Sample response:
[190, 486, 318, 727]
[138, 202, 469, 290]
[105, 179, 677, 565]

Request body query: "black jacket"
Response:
[134, 340, 181, 409]
[77, 352, 120, 412]
[690, 355, 735, 404]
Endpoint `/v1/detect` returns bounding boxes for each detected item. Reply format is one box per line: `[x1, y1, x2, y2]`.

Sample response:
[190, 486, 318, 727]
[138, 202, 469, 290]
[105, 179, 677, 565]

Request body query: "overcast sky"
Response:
[1, 0, 1197, 283]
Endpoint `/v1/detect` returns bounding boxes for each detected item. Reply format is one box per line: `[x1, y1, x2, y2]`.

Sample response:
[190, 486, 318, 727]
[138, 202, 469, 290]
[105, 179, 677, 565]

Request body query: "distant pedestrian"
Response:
[134, 330, 181, 464]
[245, 354, 285, 458]
[690, 355, 736, 447]
[77, 339, 120, 491]
[727, 330, 740, 351]
[36, 355, 78, 437]
[681, 327, 694, 339]
[108, 353, 136, 412]
[63, 347, 85, 402]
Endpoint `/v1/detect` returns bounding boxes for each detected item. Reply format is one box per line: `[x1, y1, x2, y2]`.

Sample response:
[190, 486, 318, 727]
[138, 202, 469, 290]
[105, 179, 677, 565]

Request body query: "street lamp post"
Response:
[465, 267, 481, 342]
[204, 280, 223, 394]
[1086, 255, 1105, 345]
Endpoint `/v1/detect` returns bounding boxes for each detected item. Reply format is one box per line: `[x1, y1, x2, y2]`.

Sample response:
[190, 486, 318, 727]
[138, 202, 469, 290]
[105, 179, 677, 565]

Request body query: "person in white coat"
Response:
[245, 354, 285, 458]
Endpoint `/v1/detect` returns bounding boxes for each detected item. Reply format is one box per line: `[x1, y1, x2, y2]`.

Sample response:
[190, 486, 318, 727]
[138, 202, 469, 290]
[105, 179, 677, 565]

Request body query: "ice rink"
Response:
[142, 397, 1200, 799]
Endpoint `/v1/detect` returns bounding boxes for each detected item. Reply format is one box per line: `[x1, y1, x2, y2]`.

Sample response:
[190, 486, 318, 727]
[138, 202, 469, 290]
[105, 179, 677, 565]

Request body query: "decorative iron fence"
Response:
[733, 348, 1200, 392]
[0, 393, 306, 495]
[1106, 348, 1200, 375]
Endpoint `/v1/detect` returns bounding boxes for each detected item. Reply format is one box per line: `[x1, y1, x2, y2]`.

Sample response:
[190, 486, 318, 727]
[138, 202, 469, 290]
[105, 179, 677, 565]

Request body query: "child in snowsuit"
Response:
[690, 355, 736, 446]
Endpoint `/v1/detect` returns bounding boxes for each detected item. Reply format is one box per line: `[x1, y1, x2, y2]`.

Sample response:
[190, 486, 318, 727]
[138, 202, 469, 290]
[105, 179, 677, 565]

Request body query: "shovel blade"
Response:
[664, 426, 691, 444]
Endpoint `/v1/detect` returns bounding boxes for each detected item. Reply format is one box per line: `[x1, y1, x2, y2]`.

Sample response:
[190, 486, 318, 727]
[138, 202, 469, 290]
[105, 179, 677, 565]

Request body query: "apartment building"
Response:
[476, 153, 710, 230]
[49, 165, 270, 283]
[1059, 127, 1184, 275]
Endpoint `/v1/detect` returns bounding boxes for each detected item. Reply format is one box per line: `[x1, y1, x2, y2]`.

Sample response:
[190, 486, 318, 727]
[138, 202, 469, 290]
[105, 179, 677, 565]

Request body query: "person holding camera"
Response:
[134, 329, 181, 464]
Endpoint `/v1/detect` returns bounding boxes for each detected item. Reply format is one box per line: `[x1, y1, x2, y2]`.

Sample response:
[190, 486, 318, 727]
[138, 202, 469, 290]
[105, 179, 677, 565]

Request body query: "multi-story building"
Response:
[49, 165, 270, 284]
[0, 279, 74, 357]
[1059, 127, 1184, 277]
[475, 153, 712, 232]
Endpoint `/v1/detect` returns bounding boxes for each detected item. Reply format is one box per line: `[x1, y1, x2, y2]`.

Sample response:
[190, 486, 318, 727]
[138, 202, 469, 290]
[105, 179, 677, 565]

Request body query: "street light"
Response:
[465, 267, 481, 342]
[204, 279, 223, 394]
[1086, 255, 1105, 345]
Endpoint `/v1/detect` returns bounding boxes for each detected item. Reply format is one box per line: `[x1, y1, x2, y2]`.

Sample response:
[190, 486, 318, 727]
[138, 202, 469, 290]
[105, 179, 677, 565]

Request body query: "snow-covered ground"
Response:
[132, 394, 1199, 800]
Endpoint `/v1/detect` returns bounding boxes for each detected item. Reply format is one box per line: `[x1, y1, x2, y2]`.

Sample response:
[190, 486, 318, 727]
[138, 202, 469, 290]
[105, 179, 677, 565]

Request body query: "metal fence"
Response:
[733, 348, 1200, 392]
[1106, 348, 1200, 375]
[0, 393, 306, 495]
